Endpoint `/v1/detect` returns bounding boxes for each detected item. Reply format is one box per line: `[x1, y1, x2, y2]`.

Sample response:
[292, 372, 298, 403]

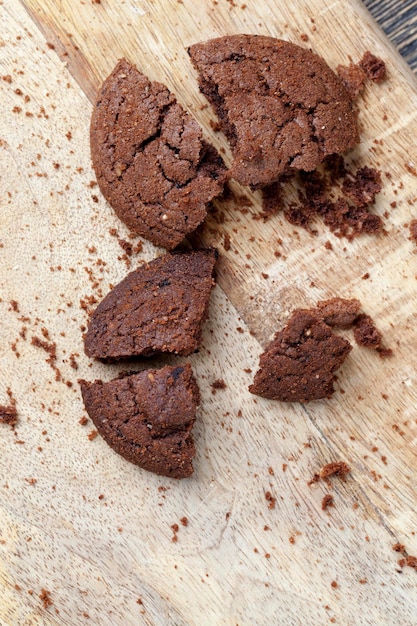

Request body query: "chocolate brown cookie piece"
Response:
[79, 364, 200, 478]
[249, 310, 352, 402]
[188, 35, 359, 187]
[84, 249, 217, 360]
[91, 59, 227, 249]
[316, 298, 361, 328]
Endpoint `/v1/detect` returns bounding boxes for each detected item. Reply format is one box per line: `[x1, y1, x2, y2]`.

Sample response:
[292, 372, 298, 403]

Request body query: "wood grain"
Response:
[1, 0, 417, 623]
[364, 0, 417, 71]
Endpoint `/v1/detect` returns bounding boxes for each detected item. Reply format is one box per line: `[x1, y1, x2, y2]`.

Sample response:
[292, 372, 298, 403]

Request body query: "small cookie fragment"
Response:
[79, 364, 200, 478]
[84, 249, 217, 360]
[188, 34, 359, 187]
[249, 310, 352, 402]
[316, 298, 361, 328]
[90, 59, 226, 249]
[320, 461, 350, 480]
[353, 314, 382, 349]
[342, 166, 382, 208]
[359, 51, 386, 83]
[337, 63, 366, 99]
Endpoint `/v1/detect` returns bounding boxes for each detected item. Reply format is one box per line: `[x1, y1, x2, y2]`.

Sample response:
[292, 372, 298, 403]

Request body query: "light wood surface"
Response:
[1, 0, 417, 624]
[364, 0, 417, 71]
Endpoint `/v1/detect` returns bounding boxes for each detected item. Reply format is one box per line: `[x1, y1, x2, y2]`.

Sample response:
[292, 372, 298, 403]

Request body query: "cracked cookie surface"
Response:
[84, 249, 217, 360]
[249, 309, 352, 402]
[79, 364, 200, 478]
[90, 59, 227, 249]
[188, 35, 359, 187]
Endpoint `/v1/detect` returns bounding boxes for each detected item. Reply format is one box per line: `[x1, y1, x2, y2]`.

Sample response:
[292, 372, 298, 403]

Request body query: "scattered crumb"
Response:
[265, 490, 276, 510]
[0, 389, 17, 426]
[88, 430, 98, 441]
[392, 543, 406, 553]
[322, 494, 334, 510]
[39, 589, 53, 609]
[211, 379, 226, 394]
[409, 219, 417, 244]
[398, 556, 417, 570]
[320, 461, 350, 481]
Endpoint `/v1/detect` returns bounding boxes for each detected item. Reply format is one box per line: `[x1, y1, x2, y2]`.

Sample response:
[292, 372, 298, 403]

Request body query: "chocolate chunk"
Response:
[188, 35, 359, 187]
[79, 364, 200, 478]
[353, 314, 382, 349]
[91, 59, 227, 249]
[359, 52, 386, 83]
[249, 310, 352, 402]
[316, 298, 361, 328]
[337, 63, 366, 99]
[84, 249, 217, 360]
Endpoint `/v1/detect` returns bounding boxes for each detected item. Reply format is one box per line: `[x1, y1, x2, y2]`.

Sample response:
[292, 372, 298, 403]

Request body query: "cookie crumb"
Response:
[211, 379, 227, 394]
[39, 589, 53, 609]
[265, 490, 276, 509]
[409, 219, 417, 244]
[322, 494, 334, 510]
[320, 461, 350, 480]
[360, 51, 386, 83]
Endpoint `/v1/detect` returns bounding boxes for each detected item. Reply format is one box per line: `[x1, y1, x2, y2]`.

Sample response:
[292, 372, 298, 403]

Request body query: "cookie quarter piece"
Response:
[188, 35, 359, 187]
[79, 364, 200, 478]
[249, 310, 352, 402]
[90, 59, 227, 249]
[84, 249, 217, 360]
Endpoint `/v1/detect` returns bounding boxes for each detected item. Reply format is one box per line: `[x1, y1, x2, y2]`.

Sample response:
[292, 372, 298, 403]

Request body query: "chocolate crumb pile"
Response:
[337, 51, 386, 99]
[262, 160, 383, 240]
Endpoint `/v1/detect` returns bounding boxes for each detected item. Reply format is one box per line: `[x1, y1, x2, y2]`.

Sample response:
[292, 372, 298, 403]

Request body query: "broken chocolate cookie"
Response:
[84, 249, 217, 360]
[188, 34, 359, 187]
[79, 364, 200, 478]
[249, 309, 352, 402]
[91, 58, 227, 249]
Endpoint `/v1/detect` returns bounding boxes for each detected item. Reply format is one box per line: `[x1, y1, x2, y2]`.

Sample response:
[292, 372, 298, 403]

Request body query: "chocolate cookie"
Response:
[91, 59, 227, 249]
[249, 309, 352, 402]
[188, 35, 359, 187]
[84, 249, 217, 360]
[79, 364, 200, 478]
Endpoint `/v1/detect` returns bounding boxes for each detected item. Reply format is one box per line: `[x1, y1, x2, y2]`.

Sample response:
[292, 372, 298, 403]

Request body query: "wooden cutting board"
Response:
[1, 0, 417, 623]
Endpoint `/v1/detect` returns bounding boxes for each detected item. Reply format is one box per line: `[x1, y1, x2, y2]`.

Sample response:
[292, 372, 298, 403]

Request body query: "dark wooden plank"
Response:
[363, 0, 417, 71]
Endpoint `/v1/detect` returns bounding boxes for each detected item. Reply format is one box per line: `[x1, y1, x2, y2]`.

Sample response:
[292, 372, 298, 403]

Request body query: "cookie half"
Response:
[84, 249, 217, 360]
[91, 59, 227, 249]
[188, 35, 359, 187]
[80, 364, 199, 478]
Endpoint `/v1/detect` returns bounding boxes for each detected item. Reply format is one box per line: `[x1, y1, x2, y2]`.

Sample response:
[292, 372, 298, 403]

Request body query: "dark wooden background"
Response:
[364, 0, 417, 70]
